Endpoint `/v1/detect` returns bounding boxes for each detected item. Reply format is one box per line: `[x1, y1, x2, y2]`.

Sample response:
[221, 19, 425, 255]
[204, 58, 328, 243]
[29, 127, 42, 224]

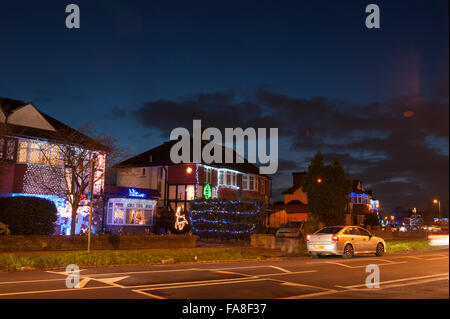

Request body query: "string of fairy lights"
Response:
[187, 199, 262, 236]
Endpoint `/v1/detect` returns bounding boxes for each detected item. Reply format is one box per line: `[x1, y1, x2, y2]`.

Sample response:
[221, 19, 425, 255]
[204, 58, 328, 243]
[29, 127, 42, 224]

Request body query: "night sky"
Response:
[1, 0, 448, 215]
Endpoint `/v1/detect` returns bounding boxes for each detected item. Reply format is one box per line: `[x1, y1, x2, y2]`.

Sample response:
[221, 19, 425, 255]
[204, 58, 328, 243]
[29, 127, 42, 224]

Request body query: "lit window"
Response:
[186, 185, 195, 200]
[242, 175, 248, 190]
[204, 167, 212, 184]
[226, 171, 231, 185]
[249, 176, 255, 190]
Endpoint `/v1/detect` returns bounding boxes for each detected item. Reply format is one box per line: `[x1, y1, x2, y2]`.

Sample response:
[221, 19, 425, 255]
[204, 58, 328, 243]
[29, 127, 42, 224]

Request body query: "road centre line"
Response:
[426, 256, 449, 261]
[0, 277, 67, 285]
[132, 289, 167, 299]
[142, 277, 270, 291]
[335, 272, 449, 289]
[214, 270, 253, 277]
[270, 265, 291, 273]
[44, 265, 277, 279]
[0, 284, 116, 297]
[348, 275, 449, 291]
[285, 273, 449, 299]
[121, 270, 318, 289]
[323, 261, 407, 269]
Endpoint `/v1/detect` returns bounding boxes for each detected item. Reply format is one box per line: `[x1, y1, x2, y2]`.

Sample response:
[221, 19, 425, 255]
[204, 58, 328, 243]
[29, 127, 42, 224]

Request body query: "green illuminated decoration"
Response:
[203, 184, 212, 199]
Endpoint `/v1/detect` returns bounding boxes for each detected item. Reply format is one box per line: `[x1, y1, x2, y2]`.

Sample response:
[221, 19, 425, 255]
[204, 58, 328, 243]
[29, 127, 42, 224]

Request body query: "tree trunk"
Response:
[71, 202, 79, 235]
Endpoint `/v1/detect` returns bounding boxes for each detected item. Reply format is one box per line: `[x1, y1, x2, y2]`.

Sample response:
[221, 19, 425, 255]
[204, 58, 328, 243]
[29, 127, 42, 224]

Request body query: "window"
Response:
[358, 227, 371, 236]
[204, 167, 212, 184]
[260, 179, 265, 194]
[345, 227, 360, 235]
[218, 169, 237, 187]
[16, 139, 62, 166]
[249, 176, 254, 190]
[126, 209, 145, 224]
[157, 167, 163, 192]
[142, 168, 146, 176]
[1, 138, 17, 161]
[107, 199, 155, 225]
[242, 175, 248, 190]
[315, 227, 343, 234]
[226, 171, 231, 185]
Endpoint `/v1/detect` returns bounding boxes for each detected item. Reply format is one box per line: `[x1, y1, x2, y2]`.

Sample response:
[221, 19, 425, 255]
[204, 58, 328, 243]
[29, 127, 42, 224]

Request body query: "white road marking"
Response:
[132, 289, 167, 299]
[270, 265, 291, 273]
[77, 278, 91, 289]
[0, 285, 116, 297]
[335, 272, 449, 289]
[0, 278, 66, 285]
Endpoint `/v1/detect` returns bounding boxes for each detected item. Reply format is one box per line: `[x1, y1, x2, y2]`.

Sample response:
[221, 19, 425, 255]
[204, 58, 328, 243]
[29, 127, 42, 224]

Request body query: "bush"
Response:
[0, 222, 10, 235]
[0, 197, 58, 235]
[303, 214, 321, 235]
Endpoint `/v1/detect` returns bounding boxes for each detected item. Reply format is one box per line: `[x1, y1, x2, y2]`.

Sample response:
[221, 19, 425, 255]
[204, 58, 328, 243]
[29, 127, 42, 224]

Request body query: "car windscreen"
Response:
[315, 227, 343, 234]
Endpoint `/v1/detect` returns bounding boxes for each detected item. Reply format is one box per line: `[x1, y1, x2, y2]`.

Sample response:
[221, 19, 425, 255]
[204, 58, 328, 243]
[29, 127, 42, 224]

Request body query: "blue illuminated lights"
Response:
[128, 188, 146, 198]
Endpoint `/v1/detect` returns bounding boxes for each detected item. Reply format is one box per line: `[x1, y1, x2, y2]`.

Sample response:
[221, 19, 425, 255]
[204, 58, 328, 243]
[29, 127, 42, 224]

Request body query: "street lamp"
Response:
[433, 199, 441, 220]
[317, 178, 322, 184]
[87, 153, 98, 253]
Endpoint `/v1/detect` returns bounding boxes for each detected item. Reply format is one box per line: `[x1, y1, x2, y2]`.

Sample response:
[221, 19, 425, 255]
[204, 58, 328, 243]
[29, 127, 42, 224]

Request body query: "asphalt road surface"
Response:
[0, 249, 448, 299]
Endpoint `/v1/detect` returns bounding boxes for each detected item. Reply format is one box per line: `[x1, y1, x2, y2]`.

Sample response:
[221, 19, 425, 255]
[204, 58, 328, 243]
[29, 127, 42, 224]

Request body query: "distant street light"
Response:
[317, 178, 322, 184]
[433, 199, 441, 220]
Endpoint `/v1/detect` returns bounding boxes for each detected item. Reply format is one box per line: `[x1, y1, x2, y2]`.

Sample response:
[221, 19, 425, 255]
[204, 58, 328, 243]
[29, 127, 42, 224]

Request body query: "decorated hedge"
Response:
[187, 199, 266, 240]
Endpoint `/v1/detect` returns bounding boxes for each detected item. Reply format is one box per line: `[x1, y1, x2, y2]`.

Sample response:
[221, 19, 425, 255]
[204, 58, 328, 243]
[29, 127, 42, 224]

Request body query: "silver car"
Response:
[307, 226, 386, 258]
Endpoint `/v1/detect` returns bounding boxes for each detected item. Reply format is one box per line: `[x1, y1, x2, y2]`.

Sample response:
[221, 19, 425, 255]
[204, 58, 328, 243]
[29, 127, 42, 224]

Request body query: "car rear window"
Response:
[315, 227, 343, 234]
[282, 222, 303, 227]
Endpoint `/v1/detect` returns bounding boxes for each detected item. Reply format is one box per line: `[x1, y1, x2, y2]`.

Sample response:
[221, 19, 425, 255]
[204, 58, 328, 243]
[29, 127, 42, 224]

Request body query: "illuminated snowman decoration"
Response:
[174, 206, 189, 231]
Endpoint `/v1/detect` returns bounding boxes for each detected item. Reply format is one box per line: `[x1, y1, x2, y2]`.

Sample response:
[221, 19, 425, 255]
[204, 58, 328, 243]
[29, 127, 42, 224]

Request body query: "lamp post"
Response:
[433, 199, 441, 220]
[87, 153, 97, 253]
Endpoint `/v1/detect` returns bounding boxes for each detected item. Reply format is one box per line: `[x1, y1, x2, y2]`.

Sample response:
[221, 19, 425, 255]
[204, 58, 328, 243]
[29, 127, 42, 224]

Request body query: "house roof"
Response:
[282, 184, 301, 195]
[114, 138, 268, 177]
[1, 96, 107, 151]
[269, 200, 309, 214]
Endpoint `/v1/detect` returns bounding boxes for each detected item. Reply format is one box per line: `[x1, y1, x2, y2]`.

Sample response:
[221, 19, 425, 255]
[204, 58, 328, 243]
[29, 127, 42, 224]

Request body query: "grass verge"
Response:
[0, 248, 265, 272]
[386, 239, 431, 252]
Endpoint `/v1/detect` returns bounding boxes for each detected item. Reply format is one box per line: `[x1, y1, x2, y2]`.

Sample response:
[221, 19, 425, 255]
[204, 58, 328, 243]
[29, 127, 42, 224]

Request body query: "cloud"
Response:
[110, 84, 448, 214]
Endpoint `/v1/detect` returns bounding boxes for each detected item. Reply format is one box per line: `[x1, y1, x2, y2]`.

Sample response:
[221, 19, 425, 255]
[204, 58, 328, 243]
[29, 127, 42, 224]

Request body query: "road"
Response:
[0, 249, 448, 299]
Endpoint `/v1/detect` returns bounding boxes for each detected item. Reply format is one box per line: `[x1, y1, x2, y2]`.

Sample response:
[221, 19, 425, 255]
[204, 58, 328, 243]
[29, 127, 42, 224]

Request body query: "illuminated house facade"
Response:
[110, 140, 272, 215]
[0, 97, 105, 235]
[347, 180, 380, 225]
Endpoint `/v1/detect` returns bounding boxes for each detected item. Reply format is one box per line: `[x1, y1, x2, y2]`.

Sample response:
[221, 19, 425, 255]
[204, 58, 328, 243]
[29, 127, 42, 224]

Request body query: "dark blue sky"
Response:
[1, 0, 448, 214]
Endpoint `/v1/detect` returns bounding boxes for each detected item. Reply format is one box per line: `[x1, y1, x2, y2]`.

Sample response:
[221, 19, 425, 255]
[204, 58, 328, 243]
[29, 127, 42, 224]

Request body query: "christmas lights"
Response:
[187, 199, 264, 239]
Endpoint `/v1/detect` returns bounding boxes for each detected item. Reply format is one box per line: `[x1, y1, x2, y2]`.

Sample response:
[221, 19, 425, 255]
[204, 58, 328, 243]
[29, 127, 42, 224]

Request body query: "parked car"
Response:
[428, 233, 449, 246]
[307, 226, 386, 258]
[425, 225, 443, 233]
[275, 221, 304, 238]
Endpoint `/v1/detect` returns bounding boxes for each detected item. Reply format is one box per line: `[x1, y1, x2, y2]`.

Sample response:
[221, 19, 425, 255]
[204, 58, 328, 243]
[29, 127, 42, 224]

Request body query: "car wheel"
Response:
[343, 244, 354, 259]
[375, 243, 385, 257]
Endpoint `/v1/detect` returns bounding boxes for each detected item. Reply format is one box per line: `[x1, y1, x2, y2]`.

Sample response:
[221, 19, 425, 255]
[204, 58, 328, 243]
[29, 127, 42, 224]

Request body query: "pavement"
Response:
[0, 249, 448, 299]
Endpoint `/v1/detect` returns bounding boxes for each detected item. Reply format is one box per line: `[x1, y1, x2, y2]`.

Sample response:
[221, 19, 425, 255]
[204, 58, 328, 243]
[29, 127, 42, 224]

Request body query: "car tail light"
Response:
[332, 235, 339, 242]
[307, 235, 311, 242]
[428, 234, 448, 240]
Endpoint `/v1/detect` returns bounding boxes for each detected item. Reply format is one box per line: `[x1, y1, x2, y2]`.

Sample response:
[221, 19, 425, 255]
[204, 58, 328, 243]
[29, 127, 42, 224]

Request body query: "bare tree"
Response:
[32, 123, 128, 235]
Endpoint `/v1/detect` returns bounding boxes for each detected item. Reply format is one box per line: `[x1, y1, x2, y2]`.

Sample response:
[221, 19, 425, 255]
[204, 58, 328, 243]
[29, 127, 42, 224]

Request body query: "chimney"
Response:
[292, 172, 306, 187]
